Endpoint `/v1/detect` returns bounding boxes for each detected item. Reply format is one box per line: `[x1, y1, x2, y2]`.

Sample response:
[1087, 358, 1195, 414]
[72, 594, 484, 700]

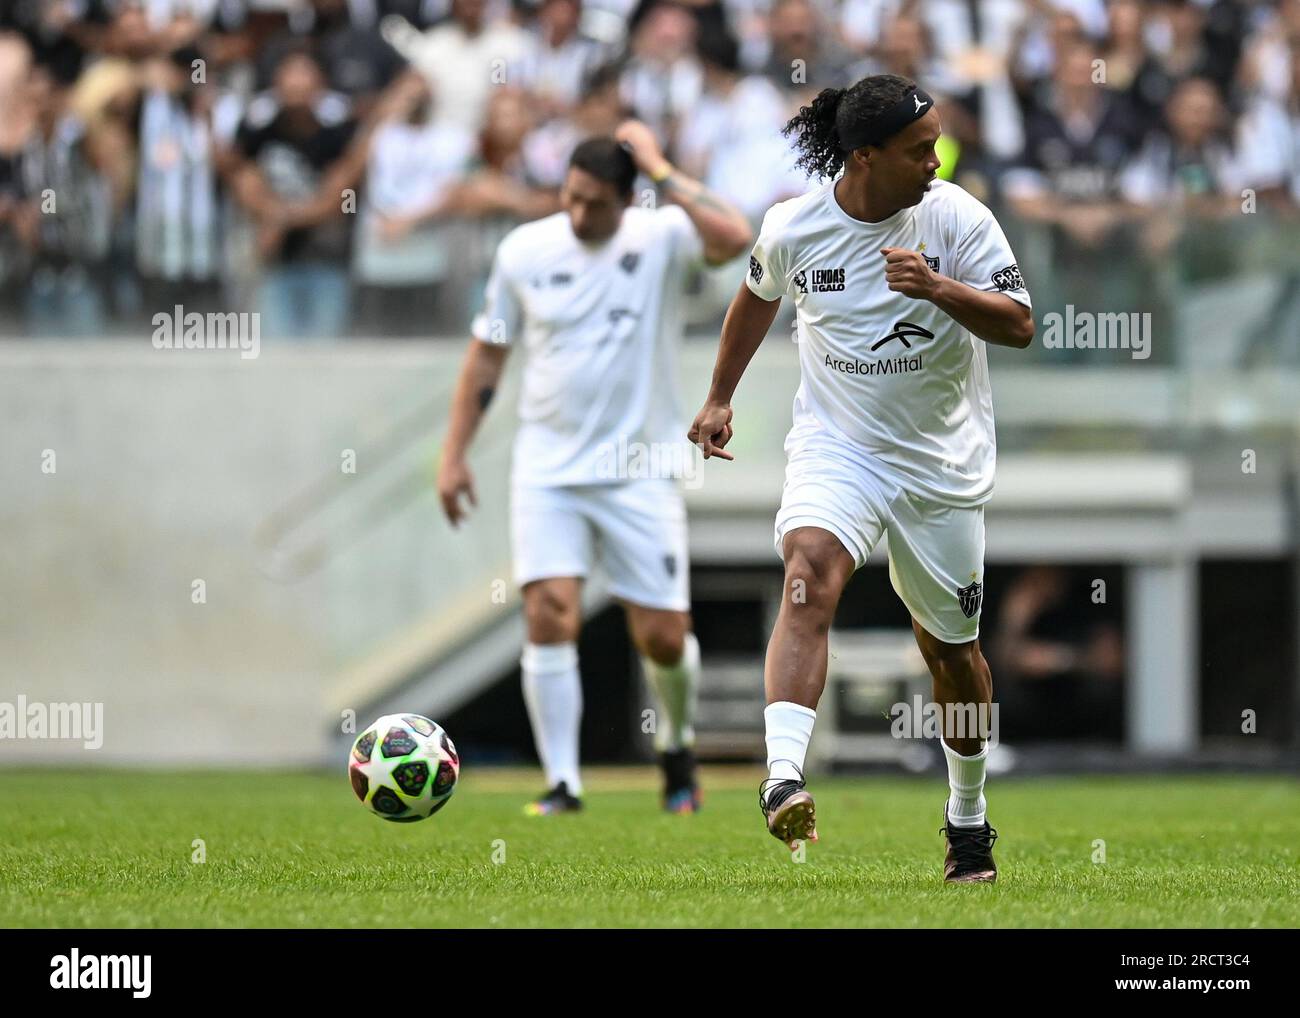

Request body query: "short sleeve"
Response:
[744, 208, 787, 302]
[470, 244, 523, 345]
[657, 203, 705, 269]
[950, 204, 1031, 310]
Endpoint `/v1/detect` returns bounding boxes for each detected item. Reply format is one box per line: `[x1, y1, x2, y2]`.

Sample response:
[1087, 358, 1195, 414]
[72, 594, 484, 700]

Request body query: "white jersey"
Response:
[746, 177, 1031, 507]
[472, 205, 704, 488]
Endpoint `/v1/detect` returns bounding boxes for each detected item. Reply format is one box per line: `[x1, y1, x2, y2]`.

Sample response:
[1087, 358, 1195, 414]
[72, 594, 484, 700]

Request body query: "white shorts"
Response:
[774, 430, 986, 644]
[511, 480, 690, 612]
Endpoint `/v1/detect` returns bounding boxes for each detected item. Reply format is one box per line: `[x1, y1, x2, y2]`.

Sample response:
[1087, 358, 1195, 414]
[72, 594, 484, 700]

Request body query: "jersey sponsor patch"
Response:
[991, 264, 1024, 291]
[871, 320, 934, 351]
[824, 351, 922, 376]
[620, 251, 641, 274]
[806, 267, 845, 292]
[748, 255, 764, 284]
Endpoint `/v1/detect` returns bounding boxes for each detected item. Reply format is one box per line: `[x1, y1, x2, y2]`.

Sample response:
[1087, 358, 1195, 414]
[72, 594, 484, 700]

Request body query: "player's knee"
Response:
[524, 584, 579, 642]
[639, 625, 685, 666]
[782, 543, 843, 623]
[918, 629, 978, 674]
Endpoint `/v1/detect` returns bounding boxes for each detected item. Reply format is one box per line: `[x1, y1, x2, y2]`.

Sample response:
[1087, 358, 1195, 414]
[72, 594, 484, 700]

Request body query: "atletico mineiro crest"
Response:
[956, 579, 983, 618]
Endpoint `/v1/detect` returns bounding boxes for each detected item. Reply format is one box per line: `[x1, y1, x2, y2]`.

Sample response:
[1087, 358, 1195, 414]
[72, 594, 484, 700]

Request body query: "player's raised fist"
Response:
[880, 247, 939, 300]
[688, 402, 735, 461]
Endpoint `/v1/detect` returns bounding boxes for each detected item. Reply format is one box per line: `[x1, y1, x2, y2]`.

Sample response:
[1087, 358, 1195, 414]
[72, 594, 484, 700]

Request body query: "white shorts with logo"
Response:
[774, 429, 986, 644]
[511, 479, 690, 612]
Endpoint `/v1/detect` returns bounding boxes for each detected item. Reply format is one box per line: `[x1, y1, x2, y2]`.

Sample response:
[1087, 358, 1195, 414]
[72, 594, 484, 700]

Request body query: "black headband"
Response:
[839, 86, 934, 151]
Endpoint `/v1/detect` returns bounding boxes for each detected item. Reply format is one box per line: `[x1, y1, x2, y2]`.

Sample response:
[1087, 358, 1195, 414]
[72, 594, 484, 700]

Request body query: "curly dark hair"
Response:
[782, 74, 919, 179]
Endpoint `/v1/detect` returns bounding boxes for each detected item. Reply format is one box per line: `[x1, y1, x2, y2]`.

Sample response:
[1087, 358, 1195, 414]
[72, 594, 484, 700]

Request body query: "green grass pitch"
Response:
[1, 768, 1297, 928]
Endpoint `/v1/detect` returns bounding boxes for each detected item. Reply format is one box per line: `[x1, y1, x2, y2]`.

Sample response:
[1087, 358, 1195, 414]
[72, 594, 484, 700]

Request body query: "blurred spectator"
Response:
[1237, 34, 1300, 208]
[69, 57, 148, 324]
[675, 26, 804, 219]
[846, 12, 952, 93]
[761, 0, 853, 97]
[1009, 40, 1145, 215]
[382, 0, 533, 133]
[0, 0, 1296, 342]
[840, 0, 908, 58]
[1008, 45, 1144, 239]
[923, 0, 1038, 161]
[1005, 40, 1148, 319]
[0, 33, 39, 333]
[352, 71, 476, 336]
[457, 86, 561, 313]
[229, 47, 364, 338]
[1123, 0, 1225, 134]
[136, 46, 222, 314]
[257, 0, 404, 115]
[19, 64, 115, 337]
[1011, 1, 1109, 84]
[618, 1, 702, 138]
[1120, 74, 1243, 305]
[522, 61, 627, 189]
[1120, 77, 1241, 215]
[990, 566, 1124, 742]
[1097, 0, 1148, 98]
[1235, 32, 1300, 364]
[1238, 0, 1300, 103]
[378, 0, 454, 31]
[515, 0, 612, 117]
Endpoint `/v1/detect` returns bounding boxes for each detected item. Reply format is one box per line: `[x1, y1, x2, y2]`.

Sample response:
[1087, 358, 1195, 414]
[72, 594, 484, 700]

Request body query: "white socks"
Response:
[642, 632, 700, 752]
[763, 703, 989, 825]
[942, 738, 988, 827]
[764, 701, 816, 782]
[521, 642, 583, 795]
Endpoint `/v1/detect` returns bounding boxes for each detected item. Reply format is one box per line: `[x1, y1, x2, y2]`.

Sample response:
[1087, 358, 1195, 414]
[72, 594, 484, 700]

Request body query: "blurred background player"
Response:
[689, 74, 1033, 882]
[437, 120, 752, 815]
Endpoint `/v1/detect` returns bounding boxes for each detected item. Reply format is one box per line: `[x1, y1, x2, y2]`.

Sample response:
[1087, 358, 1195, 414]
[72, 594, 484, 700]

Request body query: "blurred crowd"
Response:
[1, 0, 1299, 340]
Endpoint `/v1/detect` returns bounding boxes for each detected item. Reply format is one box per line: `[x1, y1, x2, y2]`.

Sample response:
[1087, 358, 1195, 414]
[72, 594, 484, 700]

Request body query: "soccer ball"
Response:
[348, 714, 460, 822]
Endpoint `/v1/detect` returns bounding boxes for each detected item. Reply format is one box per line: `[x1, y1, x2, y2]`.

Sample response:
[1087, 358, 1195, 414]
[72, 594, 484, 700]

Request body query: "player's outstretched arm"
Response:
[613, 120, 753, 265]
[438, 339, 509, 526]
[881, 247, 1034, 349]
[688, 282, 782, 461]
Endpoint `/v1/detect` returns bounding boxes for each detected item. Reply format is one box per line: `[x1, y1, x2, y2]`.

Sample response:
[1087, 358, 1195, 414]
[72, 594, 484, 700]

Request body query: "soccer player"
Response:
[688, 76, 1034, 882]
[438, 121, 753, 815]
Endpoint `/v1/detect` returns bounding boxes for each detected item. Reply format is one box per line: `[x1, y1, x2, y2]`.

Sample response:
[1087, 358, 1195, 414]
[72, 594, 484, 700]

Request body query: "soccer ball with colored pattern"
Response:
[348, 714, 459, 822]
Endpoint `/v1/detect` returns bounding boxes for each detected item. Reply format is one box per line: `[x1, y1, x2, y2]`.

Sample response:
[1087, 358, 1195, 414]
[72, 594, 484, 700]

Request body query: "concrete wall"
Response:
[1, 341, 1295, 765]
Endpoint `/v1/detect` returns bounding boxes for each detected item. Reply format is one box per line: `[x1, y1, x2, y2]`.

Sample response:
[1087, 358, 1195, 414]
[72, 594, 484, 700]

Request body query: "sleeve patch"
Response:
[991, 264, 1024, 291]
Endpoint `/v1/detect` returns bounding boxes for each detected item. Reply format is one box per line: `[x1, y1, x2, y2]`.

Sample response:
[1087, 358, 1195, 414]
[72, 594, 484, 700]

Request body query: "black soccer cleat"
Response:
[940, 809, 998, 883]
[759, 773, 817, 850]
[524, 781, 583, 816]
[659, 748, 701, 814]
